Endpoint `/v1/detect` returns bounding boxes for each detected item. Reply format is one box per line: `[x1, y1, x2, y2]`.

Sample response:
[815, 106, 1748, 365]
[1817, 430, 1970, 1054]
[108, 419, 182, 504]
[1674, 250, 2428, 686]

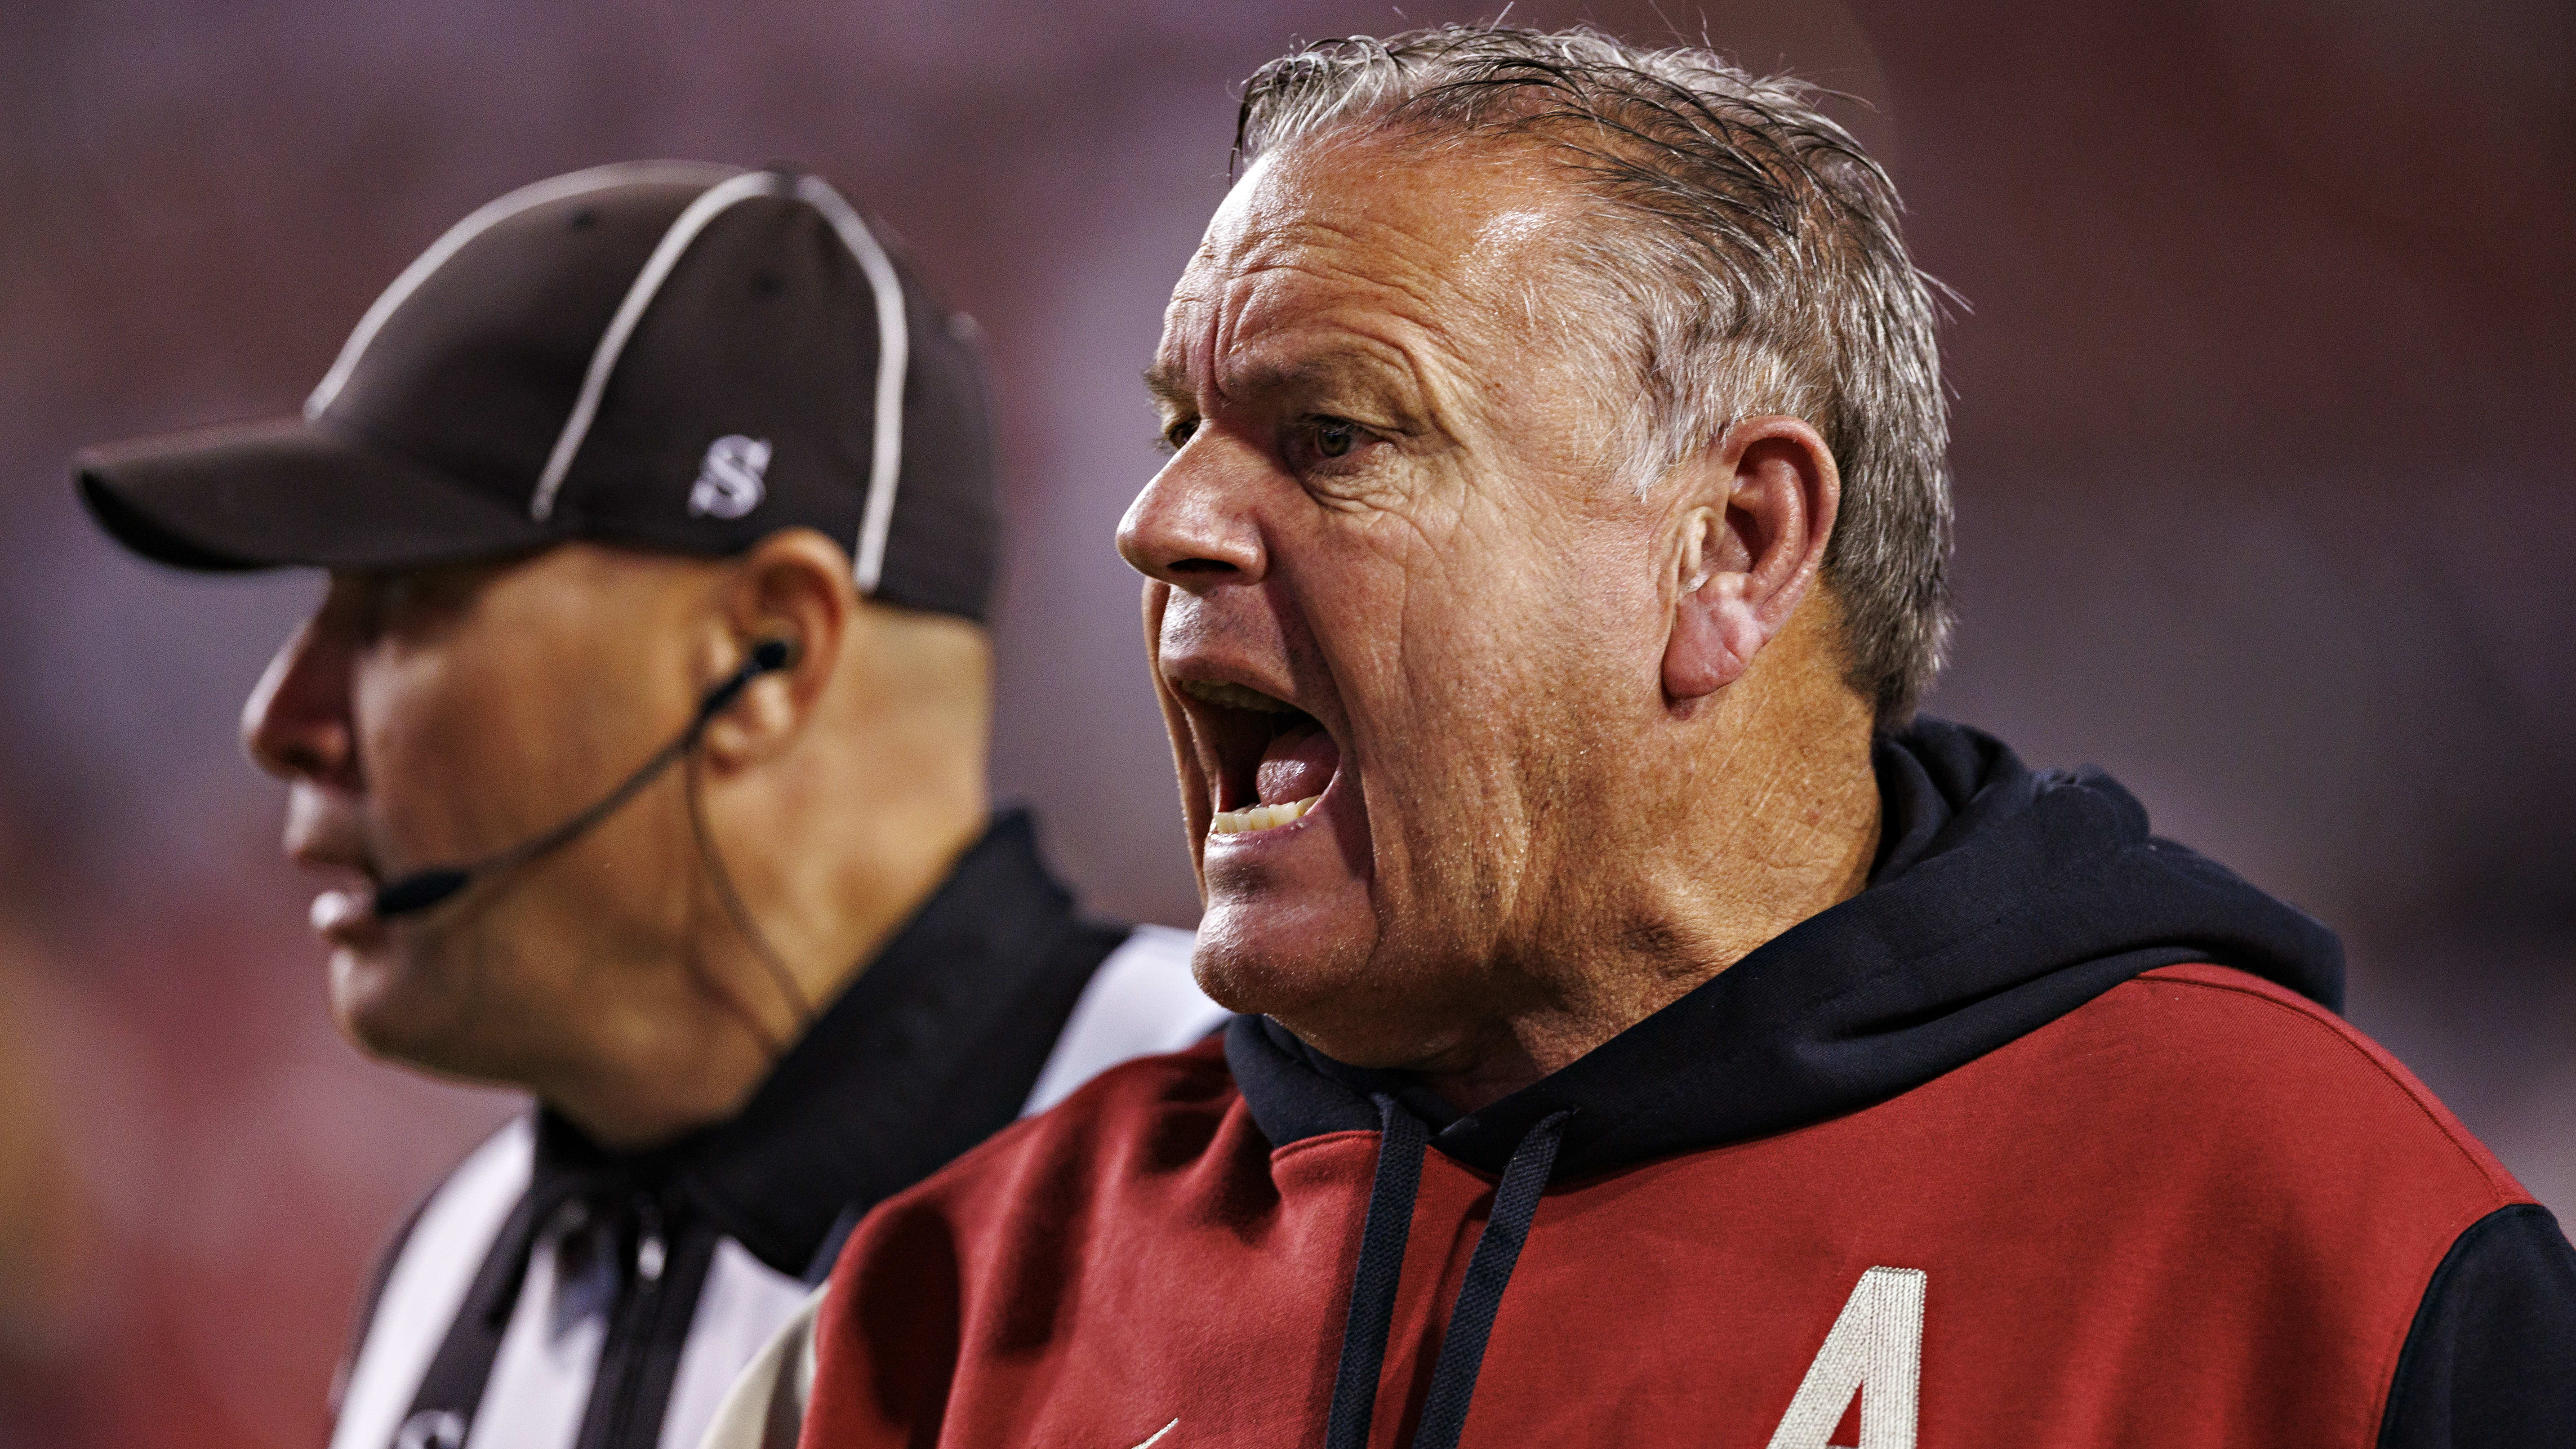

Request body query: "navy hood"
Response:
[1228, 717, 2345, 1178]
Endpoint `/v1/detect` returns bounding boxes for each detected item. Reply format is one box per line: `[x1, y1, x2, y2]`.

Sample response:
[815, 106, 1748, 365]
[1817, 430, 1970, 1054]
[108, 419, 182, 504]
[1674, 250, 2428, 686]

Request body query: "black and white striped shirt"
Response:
[327, 814, 1223, 1449]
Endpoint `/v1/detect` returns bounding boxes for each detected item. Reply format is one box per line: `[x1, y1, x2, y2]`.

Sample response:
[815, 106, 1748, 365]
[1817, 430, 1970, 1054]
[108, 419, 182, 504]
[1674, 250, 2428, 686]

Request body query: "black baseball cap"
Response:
[74, 161, 998, 622]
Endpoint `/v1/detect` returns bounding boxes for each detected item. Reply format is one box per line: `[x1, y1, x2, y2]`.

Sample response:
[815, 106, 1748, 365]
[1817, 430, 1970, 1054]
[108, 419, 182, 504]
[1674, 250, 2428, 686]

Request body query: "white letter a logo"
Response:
[1766, 1266, 1924, 1449]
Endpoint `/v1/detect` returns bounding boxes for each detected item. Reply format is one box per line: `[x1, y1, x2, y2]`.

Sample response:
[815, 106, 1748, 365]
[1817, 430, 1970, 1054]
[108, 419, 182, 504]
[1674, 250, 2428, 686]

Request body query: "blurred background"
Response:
[1, 0, 2570, 1441]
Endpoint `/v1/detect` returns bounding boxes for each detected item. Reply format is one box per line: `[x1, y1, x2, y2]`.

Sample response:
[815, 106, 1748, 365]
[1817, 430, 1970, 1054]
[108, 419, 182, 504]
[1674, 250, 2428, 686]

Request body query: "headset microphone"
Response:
[371, 637, 800, 919]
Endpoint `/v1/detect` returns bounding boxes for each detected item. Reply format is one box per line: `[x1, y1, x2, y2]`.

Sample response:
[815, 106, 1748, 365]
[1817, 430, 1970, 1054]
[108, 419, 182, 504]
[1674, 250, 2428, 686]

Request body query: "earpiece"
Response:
[749, 636, 798, 674]
[690, 637, 801, 728]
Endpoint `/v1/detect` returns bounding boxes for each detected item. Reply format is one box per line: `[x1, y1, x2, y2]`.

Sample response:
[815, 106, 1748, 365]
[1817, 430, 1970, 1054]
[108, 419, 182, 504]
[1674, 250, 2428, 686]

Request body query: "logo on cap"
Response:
[689, 435, 771, 519]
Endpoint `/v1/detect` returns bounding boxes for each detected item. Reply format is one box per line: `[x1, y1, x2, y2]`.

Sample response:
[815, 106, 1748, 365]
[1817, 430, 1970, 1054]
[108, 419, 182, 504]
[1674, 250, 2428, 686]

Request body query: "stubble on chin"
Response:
[331, 927, 496, 1075]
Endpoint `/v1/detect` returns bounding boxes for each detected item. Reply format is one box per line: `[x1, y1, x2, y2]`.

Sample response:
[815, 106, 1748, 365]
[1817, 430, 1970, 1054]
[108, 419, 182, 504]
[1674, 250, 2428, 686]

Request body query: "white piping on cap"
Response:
[792, 175, 909, 596]
[529, 169, 790, 522]
[304, 161, 743, 422]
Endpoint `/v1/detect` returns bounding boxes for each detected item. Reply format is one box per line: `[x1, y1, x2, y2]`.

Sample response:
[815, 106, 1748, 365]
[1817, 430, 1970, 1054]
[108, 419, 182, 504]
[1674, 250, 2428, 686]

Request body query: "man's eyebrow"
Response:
[1144, 346, 1433, 421]
[1230, 349, 1422, 409]
[1141, 361, 1192, 411]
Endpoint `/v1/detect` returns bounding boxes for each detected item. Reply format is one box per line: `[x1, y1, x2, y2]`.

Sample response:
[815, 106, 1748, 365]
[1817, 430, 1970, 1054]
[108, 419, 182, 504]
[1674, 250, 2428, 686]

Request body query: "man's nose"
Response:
[242, 615, 360, 789]
[1117, 439, 1266, 592]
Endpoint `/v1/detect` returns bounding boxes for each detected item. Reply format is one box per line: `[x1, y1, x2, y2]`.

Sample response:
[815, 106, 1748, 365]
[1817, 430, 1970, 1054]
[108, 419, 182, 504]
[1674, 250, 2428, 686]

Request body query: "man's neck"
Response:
[542, 800, 988, 1154]
[1421, 669, 1881, 1114]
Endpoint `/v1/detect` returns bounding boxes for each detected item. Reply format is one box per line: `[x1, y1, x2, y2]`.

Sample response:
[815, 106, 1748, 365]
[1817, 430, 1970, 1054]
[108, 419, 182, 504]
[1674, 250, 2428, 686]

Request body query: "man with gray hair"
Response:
[790, 26, 2575, 1446]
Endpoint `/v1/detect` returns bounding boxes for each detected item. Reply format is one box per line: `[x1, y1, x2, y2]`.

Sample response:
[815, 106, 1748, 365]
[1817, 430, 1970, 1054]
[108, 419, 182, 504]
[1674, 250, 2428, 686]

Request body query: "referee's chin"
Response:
[324, 932, 508, 1083]
[330, 940, 435, 1060]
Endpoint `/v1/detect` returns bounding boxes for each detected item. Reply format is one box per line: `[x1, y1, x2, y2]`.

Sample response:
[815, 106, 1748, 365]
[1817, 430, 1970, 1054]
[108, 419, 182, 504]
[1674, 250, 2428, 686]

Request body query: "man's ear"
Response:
[1662, 415, 1840, 703]
[698, 527, 856, 767]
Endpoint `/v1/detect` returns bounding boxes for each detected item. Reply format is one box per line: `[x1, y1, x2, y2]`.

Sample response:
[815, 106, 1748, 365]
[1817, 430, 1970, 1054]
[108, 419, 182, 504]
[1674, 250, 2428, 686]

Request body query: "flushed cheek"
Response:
[1357, 644, 1557, 900]
[1352, 727, 1495, 895]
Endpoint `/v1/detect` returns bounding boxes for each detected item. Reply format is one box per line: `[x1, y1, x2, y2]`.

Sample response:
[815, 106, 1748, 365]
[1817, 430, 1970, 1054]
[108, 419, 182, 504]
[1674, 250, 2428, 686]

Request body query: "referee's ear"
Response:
[696, 527, 855, 770]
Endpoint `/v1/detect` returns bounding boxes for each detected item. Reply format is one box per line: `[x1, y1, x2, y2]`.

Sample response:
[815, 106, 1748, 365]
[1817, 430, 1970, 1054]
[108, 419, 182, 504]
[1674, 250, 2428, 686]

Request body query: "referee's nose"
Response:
[243, 600, 360, 791]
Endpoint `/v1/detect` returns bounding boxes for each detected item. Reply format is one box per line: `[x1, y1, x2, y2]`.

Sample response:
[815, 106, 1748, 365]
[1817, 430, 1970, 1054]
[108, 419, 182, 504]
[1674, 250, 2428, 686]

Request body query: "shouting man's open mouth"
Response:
[1178, 678, 1344, 837]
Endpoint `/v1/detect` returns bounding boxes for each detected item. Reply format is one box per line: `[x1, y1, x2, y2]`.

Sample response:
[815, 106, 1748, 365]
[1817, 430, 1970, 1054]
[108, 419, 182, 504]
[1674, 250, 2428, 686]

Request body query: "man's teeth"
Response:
[1209, 795, 1320, 835]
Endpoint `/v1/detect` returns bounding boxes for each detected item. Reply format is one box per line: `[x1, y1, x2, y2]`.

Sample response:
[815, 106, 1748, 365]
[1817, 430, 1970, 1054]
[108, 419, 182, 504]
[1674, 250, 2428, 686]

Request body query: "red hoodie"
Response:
[802, 723, 2576, 1447]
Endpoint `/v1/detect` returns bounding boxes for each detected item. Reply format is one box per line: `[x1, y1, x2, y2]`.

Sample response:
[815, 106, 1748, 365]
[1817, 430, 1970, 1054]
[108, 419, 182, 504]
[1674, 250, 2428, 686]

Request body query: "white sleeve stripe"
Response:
[463, 1231, 603, 1449]
[694, 1284, 826, 1449]
[330, 1118, 534, 1449]
[1020, 924, 1225, 1117]
[657, 1241, 814, 1449]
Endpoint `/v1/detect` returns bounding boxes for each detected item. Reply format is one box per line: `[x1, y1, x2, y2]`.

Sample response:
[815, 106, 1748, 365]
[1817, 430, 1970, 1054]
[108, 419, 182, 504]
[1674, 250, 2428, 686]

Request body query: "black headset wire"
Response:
[363, 635, 819, 1055]
[682, 737, 819, 1045]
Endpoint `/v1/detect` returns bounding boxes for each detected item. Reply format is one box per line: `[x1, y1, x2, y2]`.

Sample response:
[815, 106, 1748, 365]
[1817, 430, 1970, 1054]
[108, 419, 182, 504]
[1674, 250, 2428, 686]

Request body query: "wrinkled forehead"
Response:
[1161, 135, 1579, 375]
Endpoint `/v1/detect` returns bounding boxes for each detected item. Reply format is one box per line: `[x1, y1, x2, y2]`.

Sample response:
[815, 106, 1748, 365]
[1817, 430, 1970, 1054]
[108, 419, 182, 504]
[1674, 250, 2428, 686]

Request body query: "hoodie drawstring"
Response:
[1409, 1109, 1569, 1449]
[1326, 1095, 1428, 1449]
[1325, 1097, 1573, 1449]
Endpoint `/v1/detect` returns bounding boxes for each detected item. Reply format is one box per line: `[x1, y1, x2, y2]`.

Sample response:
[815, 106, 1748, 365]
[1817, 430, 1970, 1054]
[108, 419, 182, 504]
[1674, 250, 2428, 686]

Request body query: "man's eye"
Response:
[1312, 419, 1359, 459]
[348, 562, 489, 646]
[1160, 418, 1199, 452]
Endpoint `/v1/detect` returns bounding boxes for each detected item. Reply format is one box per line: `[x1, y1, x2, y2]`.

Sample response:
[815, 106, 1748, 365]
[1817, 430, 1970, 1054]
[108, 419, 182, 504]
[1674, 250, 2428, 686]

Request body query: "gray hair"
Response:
[1236, 24, 1954, 723]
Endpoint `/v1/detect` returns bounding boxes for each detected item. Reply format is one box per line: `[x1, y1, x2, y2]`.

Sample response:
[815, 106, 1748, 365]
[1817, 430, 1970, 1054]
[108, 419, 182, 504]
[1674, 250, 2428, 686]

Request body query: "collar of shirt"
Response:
[506, 808, 1108, 1287]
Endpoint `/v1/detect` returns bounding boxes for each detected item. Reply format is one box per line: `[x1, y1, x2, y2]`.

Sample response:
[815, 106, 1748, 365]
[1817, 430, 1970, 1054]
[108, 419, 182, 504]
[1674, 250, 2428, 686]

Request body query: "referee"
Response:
[72, 162, 1221, 1449]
